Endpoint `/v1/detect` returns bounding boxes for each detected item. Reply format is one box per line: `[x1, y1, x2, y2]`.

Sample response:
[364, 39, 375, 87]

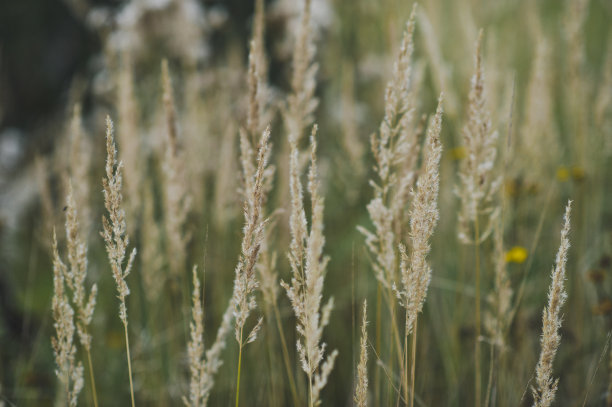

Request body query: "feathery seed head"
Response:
[532, 201, 572, 407]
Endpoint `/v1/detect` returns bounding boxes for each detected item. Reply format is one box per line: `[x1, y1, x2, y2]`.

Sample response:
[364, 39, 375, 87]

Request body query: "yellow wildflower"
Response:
[505, 246, 528, 263]
[556, 166, 569, 182]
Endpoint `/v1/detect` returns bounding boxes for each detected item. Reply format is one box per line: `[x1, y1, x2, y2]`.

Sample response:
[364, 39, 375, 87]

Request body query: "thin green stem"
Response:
[85, 348, 99, 407]
[123, 320, 136, 407]
[484, 344, 495, 407]
[474, 217, 481, 407]
[273, 303, 300, 406]
[375, 283, 382, 404]
[308, 373, 314, 407]
[235, 329, 244, 407]
[409, 319, 418, 407]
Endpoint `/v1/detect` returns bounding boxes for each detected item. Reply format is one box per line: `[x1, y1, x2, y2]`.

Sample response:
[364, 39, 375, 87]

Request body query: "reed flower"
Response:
[358, 5, 419, 289]
[393, 95, 443, 336]
[231, 126, 271, 344]
[282, 125, 338, 407]
[532, 201, 572, 407]
[102, 115, 137, 406]
[61, 181, 97, 351]
[161, 59, 192, 279]
[456, 30, 501, 244]
[102, 116, 137, 325]
[285, 0, 318, 145]
[51, 231, 84, 407]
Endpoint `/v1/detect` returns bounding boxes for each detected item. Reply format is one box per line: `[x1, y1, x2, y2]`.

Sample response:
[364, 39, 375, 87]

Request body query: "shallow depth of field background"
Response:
[1, 0, 612, 405]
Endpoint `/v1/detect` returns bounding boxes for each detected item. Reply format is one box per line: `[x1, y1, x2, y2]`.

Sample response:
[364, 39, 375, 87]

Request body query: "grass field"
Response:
[1, 0, 612, 405]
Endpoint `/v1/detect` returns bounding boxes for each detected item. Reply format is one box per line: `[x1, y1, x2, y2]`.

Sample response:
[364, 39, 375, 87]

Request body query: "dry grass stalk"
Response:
[117, 54, 143, 232]
[102, 115, 137, 407]
[184, 266, 209, 407]
[243, 20, 277, 299]
[358, 5, 419, 289]
[394, 95, 442, 407]
[278, 0, 318, 217]
[68, 104, 92, 238]
[51, 230, 84, 407]
[232, 126, 271, 343]
[485, 220, 513, 350]
[456, 29, 501, 244]
[394, 94, 443, 336]
[285, 0, 318, 145]
[185, 266, 205, 407]
[102, 116, 137, 325]
[282, 125, 338, 407]
[532, 201, 572, 407]
[520, 38, 558, 184]
[251, 0, 274, 130]
[184, 264, 242, 407]
[232, 126, 272, 406]
[242, 50, 275, 212]
[355, 300, 369, 407]
[185, 281, 236, 407]
[161, 59, 192, 279]
[62, 181, 97, 351]
[456, 32, 500, 406]
[59, 181, 99, 406]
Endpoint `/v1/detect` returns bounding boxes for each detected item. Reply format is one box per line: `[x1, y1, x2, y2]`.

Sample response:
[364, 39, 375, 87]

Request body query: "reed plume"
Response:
[185, 266, 205, 407]
[520, 38, 558, 184]
[456, 29, 500, 244]
[358, 5, 419, 289]
[184, 276, 235, 407]
[232, 126, 272, 406]
[394, 94, 443, 337]
[117, 53, 143, 233]
[161, 59, 192, 279]
[455, 30, 500, 407]
[285, 0, 318, 145]
[102, 115, 137, 407]
[531, 201, 572, 407]
[282, 125, 338, 407]
[60, 181, 98, 406]
[51, 231, 84, 407]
